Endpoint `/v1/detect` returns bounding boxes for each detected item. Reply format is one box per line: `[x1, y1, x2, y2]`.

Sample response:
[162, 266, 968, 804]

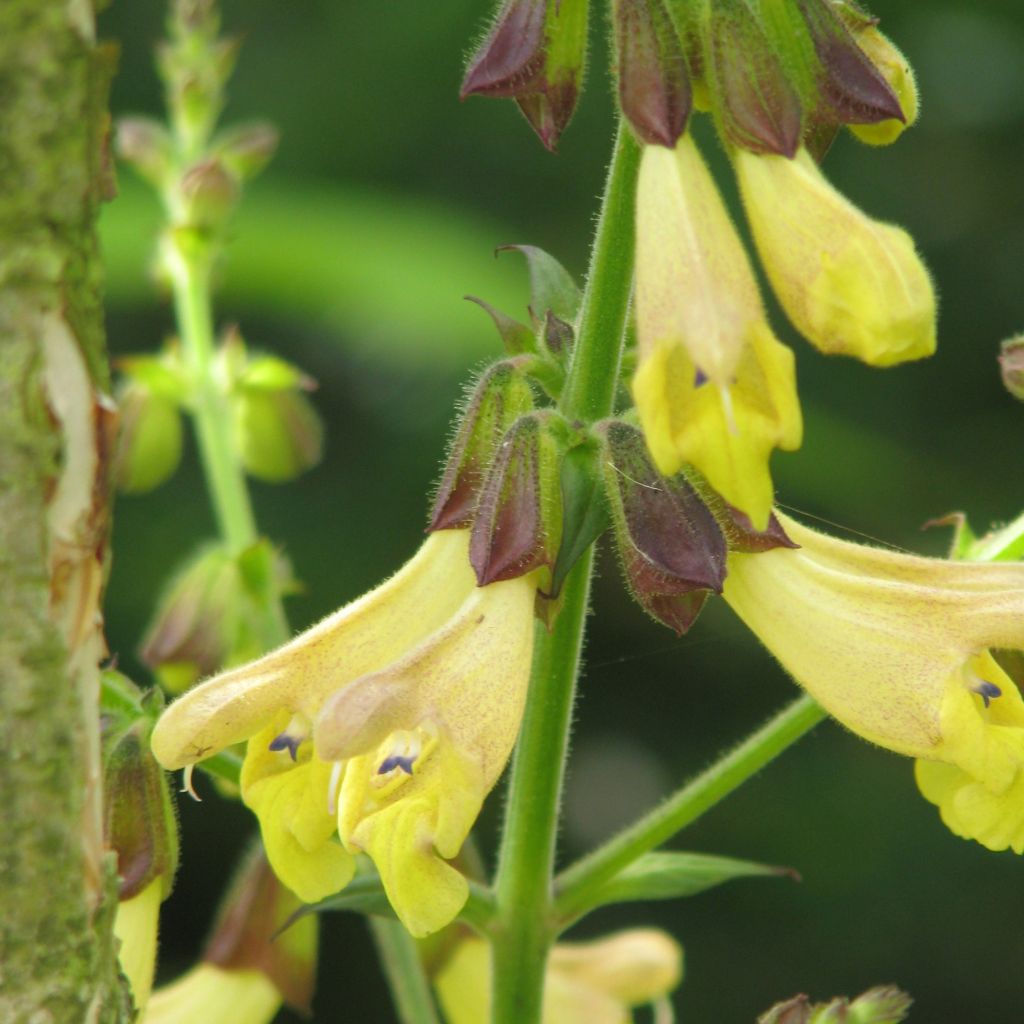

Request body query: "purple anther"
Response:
[378, 754, 415, 775]
[972, 680, 1002, 708]
[269, 732, 302, 761]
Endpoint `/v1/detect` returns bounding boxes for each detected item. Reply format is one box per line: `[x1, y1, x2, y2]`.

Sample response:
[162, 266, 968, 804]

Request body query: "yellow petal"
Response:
[143, 965, 280, 1024]
[115, 878, 162, 1012]
[242, 721, 355, 904]
[152, 529, 476, 770]
[636, 136, 764, 386]
[633, 323, 801, 530]
[734, 146, 936, 366]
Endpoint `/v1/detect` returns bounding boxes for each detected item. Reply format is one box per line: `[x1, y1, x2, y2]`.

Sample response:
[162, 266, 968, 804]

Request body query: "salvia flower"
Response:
[724, 513, 1024, 851]
[151, 529, 537, 936]
[734, 145, 936, 367]
[436, 928, 683, 1024]
[633, 135, 802, 529]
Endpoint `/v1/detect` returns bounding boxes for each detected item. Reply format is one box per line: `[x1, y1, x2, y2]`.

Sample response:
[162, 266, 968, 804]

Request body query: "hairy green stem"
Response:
[553, 694, 826, 922]
[489, 123, 640, 1024]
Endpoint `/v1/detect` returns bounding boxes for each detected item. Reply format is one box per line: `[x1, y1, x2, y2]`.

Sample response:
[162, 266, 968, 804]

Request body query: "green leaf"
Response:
[496, 244, 582, 325]
[576, 851, 797, 914]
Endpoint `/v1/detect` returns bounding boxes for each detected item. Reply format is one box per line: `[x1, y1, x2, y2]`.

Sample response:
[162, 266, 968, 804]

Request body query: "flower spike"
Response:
[724, 512, 1024, 851]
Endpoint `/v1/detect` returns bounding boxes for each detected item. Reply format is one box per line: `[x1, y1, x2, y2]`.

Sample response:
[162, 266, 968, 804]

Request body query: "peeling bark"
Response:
[0, 3, 129, 1021]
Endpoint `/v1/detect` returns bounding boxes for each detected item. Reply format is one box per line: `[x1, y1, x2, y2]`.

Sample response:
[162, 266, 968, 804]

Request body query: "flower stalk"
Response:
[489, 122, 640, 1024]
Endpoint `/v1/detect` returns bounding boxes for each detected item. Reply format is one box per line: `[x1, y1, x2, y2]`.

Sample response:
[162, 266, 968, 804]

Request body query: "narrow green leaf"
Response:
[496, 244, 582, 325]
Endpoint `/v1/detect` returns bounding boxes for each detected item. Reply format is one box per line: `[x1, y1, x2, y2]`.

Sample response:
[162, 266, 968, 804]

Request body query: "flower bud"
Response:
[999, 334, 1024, 402]
[114, 380, 184, 494]
[461, 0, 588, 150]
[429, 361, 536, 531]
[213, 120, 280, 181]
[179, 158, 241, 230]
[139, 542, 283, 689]
[759, 985, 912, 1024]
[847, 26, 919, 145]
[598, 420, 726, 634]
[102, 684, 179, 1010]
[469, 411, 566, 585]
[734, 145, 936, 367]
[613, 0, 692, 147]
[116, 117, 173, 188]
[703, 0, 803, 156]
[234, 387, 323, 483]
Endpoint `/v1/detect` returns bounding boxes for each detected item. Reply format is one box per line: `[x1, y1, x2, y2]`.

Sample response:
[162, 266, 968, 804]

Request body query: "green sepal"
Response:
[429, 360, 537, 530]
[465, 295, 536, 356]
[564, 850, 796, 920]
[703, 0, 803, 156]
[548, 437, 610, 599]
[469, 410, 569, 586]
[101, 676, 179, 901]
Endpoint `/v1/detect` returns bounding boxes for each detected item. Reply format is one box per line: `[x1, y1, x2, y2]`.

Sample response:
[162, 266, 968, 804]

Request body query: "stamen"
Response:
[718, 384, 737, 435]
[378, 754, 415, 776]
[693, 367, 708, 388]
[181, 765, 201, 802]
[327, 760, 344, 816]
[972, 680, 1003, 708]
[269, 712, 311, 761]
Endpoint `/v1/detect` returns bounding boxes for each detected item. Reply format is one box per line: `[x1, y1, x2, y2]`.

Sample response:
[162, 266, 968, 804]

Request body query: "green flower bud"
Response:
[234, 387, 323, 483]
[140, 542, 285, 689]
[212, 120, 280, 181]
[179, 157, 241, 230]
[469, 410, 567, 586]
[114, 380, 184, 494]
[429, 361, 537, 531]
[999, 334, 1024, 402]
[116, 117, 173, 189]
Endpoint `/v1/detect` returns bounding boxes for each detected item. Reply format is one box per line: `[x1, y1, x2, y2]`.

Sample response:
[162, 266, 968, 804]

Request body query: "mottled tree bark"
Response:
[0, 3, 130, 1021]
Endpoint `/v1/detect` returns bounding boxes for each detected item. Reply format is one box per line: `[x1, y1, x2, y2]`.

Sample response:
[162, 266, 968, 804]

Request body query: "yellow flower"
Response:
[633, 136, 802, 530]
[151, 529, 537, 936]
[143, 965, 280, 1024]
[114, 878, 162, 1012]
[435, 929, 683, 1024]
[724, 513, 1024, 850]
[734, 145, 936, 367]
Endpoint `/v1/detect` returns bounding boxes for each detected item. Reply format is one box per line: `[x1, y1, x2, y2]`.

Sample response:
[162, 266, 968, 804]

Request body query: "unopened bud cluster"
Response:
[461, 0, 917, 152]
[114, 329, 323, 497]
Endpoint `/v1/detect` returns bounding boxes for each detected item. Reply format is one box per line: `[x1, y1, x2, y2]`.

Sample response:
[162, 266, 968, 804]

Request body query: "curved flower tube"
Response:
[435, 928, 683, 1024]
[724, 513, 1024, 851]
[151, 529, 538, 936]
[733, 146, 936, 367]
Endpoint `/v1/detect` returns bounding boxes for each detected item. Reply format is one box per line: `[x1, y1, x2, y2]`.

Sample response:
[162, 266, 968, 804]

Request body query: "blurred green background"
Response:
[98, 1, 1024, 1020]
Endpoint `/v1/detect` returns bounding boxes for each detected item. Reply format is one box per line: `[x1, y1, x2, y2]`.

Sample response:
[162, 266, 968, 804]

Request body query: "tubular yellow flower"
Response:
[724, 513, 1024, 850]
[143, 965, 280, 1024]
[734, 145, 936, 367]
[435, 928, 683, 1024]
[114, 878, 162, 1012]
[151, 529, 537, 936]
[633, 136, 802, 530]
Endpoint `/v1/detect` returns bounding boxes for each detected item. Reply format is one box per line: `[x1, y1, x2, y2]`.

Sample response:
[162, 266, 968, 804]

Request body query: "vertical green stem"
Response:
[490, 123, 640, 1024]
[169, 245, 259, 554]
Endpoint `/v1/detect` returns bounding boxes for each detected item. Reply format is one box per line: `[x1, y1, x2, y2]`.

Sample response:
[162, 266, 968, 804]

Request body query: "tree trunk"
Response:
[0, 3, 129, 1021]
